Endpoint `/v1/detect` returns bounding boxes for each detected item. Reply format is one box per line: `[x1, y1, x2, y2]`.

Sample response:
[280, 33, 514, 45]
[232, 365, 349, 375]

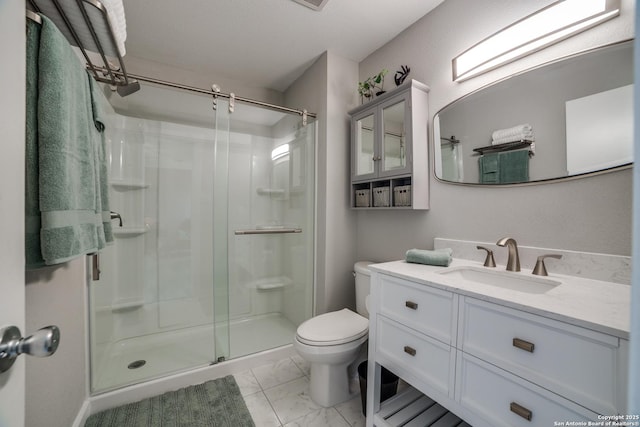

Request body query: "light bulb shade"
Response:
[452, 0, 620, 82]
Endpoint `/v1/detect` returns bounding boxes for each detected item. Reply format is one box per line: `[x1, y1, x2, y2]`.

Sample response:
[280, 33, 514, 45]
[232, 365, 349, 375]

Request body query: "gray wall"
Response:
[357, 0, 635, 261]
[285, 52, 360, 314]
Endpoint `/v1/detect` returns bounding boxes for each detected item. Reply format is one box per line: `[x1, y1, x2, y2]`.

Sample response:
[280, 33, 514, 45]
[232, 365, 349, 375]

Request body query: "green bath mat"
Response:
[85, 375, 254, 427]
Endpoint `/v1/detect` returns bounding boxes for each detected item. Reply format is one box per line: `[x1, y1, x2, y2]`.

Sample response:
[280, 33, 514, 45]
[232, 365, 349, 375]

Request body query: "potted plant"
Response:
[371, 69, 388, 96]
[358, 80, 374, 102]
[358, 69, 389, 103]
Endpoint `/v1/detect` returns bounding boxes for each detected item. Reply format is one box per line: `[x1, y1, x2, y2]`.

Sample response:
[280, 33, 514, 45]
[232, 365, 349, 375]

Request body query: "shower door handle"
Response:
[91, 254, 100, 281]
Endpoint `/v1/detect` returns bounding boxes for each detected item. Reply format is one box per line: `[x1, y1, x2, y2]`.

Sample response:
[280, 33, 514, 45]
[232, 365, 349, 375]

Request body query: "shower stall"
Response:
[89, 81, 315, 393]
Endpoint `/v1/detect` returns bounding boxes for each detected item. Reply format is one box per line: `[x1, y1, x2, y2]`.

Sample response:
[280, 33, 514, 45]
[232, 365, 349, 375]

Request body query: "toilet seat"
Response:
[296, 308, 368, 346]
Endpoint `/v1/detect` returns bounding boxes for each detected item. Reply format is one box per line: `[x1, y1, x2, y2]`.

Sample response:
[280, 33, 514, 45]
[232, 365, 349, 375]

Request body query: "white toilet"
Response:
[294, 261, 373, 407]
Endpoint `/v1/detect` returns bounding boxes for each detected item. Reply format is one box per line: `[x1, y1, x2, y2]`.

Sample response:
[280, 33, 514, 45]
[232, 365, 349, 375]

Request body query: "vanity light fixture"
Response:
[452, 0, 621, 82]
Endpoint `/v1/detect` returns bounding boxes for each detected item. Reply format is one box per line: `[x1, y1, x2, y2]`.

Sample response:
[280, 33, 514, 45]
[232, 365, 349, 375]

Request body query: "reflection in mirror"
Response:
[382, 101, 406, 172]
[356, 114, 375, 176]
[434, 40, 633, 185]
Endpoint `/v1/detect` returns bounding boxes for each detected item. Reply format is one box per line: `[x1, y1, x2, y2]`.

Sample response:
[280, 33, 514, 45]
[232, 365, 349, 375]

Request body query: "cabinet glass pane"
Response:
[382, 101, 406, 172]
[356, 114, 375, 176]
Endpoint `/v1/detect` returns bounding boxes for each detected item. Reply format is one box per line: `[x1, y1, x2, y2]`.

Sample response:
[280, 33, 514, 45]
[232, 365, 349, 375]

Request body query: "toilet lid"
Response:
[296, 308, 368, 346]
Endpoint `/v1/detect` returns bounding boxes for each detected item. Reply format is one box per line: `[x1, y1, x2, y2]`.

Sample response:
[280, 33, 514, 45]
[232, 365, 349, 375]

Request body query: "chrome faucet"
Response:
[496, 237, 520, 272]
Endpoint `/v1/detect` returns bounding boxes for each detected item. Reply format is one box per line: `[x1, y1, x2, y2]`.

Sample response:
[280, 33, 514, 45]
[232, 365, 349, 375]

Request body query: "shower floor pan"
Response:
[92, 312, 296, 393]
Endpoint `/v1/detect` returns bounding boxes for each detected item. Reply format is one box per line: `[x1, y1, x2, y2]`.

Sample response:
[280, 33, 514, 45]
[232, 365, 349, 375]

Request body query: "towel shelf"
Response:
[472, 140, 534, 156]
[27, 0, 139, 96]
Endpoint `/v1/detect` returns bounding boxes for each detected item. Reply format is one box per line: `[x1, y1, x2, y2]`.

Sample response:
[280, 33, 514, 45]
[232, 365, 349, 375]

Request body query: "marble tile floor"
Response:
[233, 355, 368, 427]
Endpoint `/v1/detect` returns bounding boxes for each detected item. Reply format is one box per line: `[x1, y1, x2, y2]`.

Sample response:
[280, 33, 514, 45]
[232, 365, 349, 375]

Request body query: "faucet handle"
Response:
[476, 246, 496, 267]
[532, 254, 562, 276]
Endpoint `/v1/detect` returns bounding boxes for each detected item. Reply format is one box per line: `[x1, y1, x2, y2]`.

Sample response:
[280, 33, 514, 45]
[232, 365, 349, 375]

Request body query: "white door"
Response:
[0, 1, 27, 426]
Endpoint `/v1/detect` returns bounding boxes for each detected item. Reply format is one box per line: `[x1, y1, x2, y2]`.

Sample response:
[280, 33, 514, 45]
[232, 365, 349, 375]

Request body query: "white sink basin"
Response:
[438, 266, 561, 294]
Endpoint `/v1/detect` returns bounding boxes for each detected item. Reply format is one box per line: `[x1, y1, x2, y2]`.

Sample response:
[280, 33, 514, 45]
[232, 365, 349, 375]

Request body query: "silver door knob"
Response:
[0, 325, 60, 373]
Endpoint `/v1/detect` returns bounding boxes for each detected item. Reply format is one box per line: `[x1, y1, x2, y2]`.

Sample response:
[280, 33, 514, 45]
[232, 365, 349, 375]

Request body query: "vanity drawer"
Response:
[459, 297, 622, 415]
[456, 352, 599, 427]
[376, 316, 455, 398]
[379, 274, 455, 344]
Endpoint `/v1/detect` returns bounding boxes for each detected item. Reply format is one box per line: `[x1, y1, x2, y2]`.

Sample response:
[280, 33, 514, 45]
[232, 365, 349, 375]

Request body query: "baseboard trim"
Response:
[72, 399, 91, 427]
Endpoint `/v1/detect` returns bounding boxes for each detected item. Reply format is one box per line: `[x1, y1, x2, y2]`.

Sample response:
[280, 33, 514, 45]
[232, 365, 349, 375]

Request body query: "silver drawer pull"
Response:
[404, 346, 416, 356]
[510, 402, 532, 421]
[405, 301, 418, 310]
[513, 338, 535, 353]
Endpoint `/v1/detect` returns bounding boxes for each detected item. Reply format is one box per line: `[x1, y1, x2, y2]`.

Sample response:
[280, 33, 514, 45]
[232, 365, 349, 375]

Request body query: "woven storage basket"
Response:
[393, 185, 411, 206]
[355, 189, 370, 207]
[372, 187, 390, 207]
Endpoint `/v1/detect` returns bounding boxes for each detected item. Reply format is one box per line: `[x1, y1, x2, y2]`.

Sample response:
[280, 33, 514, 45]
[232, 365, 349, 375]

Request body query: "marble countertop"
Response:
[369, 258, 631, 339]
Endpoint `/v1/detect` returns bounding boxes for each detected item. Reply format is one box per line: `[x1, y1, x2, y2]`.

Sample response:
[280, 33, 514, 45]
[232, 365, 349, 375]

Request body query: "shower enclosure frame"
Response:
[88, 75, 317, 394]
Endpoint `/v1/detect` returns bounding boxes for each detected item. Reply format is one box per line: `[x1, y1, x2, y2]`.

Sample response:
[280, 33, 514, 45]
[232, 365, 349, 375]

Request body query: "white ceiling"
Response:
[122, 0, 445, 92]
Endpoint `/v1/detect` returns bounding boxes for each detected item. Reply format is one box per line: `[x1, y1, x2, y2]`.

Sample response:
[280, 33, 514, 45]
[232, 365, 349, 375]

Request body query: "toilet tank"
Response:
[354, 261, 374, 318]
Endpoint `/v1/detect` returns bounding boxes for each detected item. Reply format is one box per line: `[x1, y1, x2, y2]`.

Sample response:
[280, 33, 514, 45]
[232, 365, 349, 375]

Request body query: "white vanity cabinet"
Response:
[366, 270, 629, 427]
[349, 80, 429, 210]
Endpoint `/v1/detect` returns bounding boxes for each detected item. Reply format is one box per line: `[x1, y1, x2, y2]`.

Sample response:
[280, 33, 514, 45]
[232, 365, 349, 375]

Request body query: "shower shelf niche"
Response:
[257, 188, 286, 197]
[111, 300, 144, 312]
[113, 227, 148, 237]
[247, 276, 292, 291]
[110, 180, 149, 191]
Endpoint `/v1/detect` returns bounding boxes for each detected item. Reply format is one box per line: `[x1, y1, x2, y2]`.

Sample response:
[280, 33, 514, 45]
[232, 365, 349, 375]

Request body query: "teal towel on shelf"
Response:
[478, 150, 529, 184]
[34, 16, 113, 266]
[25, 18, 45, 269]
[499, 150, 529, 184]
[405, 248, 453, 267]
[479, 153, 499, 184]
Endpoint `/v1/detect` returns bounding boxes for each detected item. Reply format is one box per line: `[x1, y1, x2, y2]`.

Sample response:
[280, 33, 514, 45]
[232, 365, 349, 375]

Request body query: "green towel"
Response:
[405, 248, 453, 267]
[25, 18, 45, 269]
[478, 151, 529, 184]
[479, 153, 499, 184]
[34, 16, 113, 266]
[499, 150, 529, 183]
[89, 77, 113, 243]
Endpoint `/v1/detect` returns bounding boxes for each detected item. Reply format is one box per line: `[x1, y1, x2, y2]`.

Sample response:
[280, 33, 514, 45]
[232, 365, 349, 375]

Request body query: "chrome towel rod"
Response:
[26, 9, 42, 24]
[88, 65, 317, 119]
[234, 228, 302, 235]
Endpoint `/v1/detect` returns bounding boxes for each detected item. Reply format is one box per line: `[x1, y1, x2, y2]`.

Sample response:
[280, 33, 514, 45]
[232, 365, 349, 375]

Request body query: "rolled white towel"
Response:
[492, 124, 532, 141]
[492, 133, 535, 145]
[101, 0, 127, 56]
[491, 124, 534, 145]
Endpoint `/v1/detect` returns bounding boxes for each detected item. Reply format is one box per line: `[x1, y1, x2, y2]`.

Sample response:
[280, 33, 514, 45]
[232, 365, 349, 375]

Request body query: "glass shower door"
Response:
[220, 104, 315, 359]
[89, 82, 228, 393]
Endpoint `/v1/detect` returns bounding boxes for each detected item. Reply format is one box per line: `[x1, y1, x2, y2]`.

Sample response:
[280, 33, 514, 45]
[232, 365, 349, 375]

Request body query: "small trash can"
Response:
[358, 361, 399, 416]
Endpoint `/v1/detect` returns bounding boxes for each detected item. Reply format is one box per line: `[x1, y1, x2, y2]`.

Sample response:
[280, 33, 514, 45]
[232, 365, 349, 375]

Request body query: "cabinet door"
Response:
[351, 110, 377, 181]
[379, 94, 411, 178]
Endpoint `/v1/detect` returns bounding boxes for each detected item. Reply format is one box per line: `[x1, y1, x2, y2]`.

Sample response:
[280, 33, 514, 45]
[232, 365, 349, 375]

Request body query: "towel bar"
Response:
[234, 228, 302, 235]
